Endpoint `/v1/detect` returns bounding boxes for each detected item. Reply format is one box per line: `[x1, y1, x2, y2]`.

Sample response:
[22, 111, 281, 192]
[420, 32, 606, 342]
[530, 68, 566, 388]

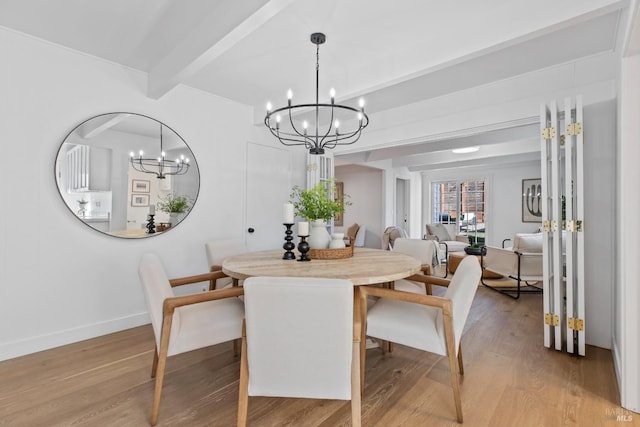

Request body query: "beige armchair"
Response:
[360, 256, 482, 423]
[138, 253, 244, 425]
[481, 233, 546, 299]
[425, 223, 470, 261]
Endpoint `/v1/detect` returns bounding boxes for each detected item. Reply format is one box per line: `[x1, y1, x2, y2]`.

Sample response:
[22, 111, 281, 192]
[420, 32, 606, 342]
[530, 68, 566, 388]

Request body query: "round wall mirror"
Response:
[55, 113, 200, 238]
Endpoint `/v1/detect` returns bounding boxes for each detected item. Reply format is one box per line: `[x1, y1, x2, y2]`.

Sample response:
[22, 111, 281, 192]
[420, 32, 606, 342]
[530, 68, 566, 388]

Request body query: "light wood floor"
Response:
[0, 285, 622, 426]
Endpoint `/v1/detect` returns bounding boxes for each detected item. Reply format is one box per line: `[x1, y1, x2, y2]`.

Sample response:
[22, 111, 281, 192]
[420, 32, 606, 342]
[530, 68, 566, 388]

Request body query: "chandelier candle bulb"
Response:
[298, 221, 309, 236]
[283, 202, 294, 224]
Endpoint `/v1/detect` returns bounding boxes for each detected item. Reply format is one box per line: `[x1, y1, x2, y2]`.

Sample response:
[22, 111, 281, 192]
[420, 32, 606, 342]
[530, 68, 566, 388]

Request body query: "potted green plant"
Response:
[289, 181, 350, 248]
[157, 193, 192, 224]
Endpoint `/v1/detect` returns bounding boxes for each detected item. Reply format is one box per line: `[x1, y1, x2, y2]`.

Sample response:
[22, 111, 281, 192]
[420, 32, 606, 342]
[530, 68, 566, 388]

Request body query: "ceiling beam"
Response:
[79, 113, 132, 139]
[408, 152, 541, 172]
[147, 0, 294, 99]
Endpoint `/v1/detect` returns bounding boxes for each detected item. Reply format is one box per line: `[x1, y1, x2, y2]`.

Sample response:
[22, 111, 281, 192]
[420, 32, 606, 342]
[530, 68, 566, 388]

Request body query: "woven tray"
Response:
[308, 244, 354, 259]
[307, 238, 355, 259]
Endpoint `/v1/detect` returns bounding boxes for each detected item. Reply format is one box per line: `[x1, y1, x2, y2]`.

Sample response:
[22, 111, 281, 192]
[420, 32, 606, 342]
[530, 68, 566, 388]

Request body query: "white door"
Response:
[246, 142, 293, 251]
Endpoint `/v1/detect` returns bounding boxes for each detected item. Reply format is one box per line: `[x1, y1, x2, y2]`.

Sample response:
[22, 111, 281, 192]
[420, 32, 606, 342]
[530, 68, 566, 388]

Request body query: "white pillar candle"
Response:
[149, 204, 155, 215]
[283, 202, 294, 224]
[298, 221, 309, 236]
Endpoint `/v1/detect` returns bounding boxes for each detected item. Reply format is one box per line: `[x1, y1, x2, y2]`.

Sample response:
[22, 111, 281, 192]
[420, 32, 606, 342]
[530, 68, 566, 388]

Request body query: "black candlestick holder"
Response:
[297, 235, 310, 261]
[146, 214, 156, 234]
[282, 223, 295, 260]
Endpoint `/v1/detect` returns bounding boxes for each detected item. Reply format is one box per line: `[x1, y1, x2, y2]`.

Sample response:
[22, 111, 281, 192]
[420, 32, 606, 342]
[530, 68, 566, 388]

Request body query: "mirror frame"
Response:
[54, 112, 200, 239]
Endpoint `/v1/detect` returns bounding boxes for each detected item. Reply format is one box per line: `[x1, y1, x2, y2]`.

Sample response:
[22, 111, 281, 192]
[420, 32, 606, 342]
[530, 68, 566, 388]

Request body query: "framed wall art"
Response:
[131, 179, 150, 193]
[334, 181, 345, 227]
[131, 194, 150, 207]
[522, 178, 542, 222]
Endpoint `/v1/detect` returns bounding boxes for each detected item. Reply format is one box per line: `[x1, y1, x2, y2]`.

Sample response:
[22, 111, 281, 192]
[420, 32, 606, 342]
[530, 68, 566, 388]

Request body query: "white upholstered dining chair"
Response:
[205, 239, 247, 289]
[237, 276, 361, 427]
[390, 238, 438, 294]
[138, 253, 245, 426]
[359, 256, 482, 423]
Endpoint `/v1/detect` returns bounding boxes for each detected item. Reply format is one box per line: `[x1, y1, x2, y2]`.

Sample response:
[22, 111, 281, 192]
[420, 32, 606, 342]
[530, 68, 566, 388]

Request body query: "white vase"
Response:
[169, 212, 181, 225]
[329, 233, 346, 249]
[308, 219, 331, 249]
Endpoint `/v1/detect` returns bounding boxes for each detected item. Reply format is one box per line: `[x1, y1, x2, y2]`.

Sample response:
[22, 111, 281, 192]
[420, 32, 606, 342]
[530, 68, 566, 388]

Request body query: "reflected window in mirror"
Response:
[54, 113, 200, 238]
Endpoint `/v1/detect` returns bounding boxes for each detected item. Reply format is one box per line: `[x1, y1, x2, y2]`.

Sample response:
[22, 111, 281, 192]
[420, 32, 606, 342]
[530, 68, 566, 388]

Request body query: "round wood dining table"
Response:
[222, 247, 421, 285]
[223, 246, 421, 392]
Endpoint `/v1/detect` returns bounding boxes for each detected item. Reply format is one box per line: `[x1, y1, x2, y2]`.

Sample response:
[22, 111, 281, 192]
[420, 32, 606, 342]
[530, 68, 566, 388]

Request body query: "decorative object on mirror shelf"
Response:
[156, 223, 170, 232]
[146, 214, 156, 234]
[157, 192, 191, 227]
[522, 178, 542, 222]
[264, 33, 369, 155]
[129, 123, 190, 179]
[77, 199, 89, 216]
[157, 192, 191, 215]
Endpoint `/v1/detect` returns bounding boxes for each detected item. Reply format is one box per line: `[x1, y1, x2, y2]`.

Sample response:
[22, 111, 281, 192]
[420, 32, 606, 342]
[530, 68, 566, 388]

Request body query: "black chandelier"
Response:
[264, 33, 369, 155]
[129, 124, 190, 179]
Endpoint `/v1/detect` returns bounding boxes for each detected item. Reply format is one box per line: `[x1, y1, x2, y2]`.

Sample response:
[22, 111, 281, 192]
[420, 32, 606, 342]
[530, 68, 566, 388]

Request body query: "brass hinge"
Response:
[307, 163, 317, 172]
[541, 127, 556, 140]
[542, 220, 558, 232]
[568, 317, 584, 331]
[566, 220, 583, 232]
[566, 123, 583, 136]
[544, 313, 560, 326]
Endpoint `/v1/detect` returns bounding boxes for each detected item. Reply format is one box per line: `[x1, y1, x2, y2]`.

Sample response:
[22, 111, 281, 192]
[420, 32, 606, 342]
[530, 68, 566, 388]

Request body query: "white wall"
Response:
[0, 28, 257, 361]
[616, 52, 640, 411]
[334, 165, 384, 248]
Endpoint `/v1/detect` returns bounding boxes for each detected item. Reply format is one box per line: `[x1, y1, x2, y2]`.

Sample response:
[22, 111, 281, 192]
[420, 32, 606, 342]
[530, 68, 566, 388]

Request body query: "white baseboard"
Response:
[0, 312, 150, 362]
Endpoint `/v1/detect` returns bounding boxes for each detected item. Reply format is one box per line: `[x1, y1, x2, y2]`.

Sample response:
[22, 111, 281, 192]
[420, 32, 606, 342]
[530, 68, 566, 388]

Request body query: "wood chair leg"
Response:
[150, 345, 159, 378]
[151, 330, 171, 425]
[448, 350, 463, 423]
[237, 334, 249, 427]
[357, 288, 367, 394]
[457, 343, 464, 376]
[444, 316, 463, 423]
[351, 341, 362, 427]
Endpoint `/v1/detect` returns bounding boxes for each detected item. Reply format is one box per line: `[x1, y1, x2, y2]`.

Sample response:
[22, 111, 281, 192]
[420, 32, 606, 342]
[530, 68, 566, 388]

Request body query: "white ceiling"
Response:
[0, 0, 630, 170]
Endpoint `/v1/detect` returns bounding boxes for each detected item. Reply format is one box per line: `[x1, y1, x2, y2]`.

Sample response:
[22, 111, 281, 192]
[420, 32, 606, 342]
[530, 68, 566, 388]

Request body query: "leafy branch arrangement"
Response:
[289, 180, 351, 222]
[157, 193, 192, 214]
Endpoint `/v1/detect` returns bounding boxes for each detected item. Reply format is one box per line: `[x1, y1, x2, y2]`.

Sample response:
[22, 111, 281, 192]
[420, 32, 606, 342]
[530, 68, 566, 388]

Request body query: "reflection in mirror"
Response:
[55, 113, 200, 238]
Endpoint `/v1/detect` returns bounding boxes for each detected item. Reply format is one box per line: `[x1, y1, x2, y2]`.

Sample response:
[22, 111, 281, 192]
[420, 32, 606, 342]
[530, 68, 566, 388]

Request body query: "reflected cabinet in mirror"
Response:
[55, 113, 200, 238]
